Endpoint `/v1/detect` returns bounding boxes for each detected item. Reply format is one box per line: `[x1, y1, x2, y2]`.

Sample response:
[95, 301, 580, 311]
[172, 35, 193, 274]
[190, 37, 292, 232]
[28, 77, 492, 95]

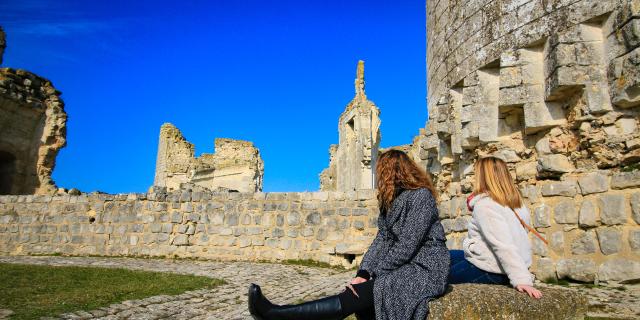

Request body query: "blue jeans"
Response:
[448, 250, 510, 286]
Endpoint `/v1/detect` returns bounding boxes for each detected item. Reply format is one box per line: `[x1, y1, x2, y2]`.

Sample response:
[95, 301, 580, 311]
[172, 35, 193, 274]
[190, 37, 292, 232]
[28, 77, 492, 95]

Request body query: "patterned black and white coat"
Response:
[358, 188, 450, 320]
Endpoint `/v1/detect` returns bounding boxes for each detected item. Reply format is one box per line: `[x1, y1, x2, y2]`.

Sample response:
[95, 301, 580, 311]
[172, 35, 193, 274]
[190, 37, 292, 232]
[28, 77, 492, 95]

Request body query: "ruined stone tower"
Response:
[415, 0, 640, 283]
[0, 27, 67, 195]
[320, 60, 381, 191]
[154, 123, 264, 192]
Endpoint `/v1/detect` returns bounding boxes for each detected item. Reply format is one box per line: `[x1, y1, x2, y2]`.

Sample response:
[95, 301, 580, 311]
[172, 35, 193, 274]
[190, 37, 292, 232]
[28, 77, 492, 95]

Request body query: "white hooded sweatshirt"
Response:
[462, 193, 534, 287]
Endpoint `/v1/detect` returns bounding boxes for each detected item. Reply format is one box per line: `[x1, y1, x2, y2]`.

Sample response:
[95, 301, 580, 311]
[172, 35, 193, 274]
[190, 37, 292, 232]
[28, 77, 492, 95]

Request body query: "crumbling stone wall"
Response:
[415, 0, 640, 283]
[320, 61, 381, 191]
[154, 123, 264, 193]
[0, 28, 67, 195]
[0, 190, 378, 268]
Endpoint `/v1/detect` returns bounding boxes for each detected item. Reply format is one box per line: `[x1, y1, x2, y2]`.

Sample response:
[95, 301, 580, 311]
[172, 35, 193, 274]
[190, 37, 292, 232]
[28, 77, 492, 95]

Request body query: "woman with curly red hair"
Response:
[248, 150, 449, 320]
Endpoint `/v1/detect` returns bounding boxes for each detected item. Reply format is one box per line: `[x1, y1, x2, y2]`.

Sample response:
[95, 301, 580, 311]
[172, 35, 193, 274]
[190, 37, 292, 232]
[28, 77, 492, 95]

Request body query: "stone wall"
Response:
[154, 123, 264, 193]
[320, 60, 381, 191]
[415, 0, 640, 283]
[0, 190, 379, 268]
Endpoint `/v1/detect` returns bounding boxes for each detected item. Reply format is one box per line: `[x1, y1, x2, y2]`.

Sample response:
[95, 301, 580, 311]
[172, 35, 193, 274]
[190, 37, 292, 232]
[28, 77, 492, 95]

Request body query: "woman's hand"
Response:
[515, 284, 542, 299]
[351, 277, 368, 285]
[346, 277, 368, 297]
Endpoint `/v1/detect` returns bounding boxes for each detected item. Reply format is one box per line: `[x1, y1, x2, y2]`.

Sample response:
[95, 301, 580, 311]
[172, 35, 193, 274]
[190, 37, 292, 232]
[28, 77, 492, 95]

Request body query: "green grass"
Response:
[0, 263, 225, 320]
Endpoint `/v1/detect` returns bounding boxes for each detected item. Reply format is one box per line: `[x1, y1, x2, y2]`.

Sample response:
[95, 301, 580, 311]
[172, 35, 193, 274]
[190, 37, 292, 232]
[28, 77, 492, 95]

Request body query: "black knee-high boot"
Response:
[248, 283, 346, 320]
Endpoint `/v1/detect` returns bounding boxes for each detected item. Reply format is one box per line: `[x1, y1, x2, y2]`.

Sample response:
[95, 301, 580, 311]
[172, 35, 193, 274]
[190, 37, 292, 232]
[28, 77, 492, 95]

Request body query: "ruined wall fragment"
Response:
[419, 0, 640, 283]
[0, 27, 67, 195]
[154, 123, 263, 193]
[320, 60, 381, 191]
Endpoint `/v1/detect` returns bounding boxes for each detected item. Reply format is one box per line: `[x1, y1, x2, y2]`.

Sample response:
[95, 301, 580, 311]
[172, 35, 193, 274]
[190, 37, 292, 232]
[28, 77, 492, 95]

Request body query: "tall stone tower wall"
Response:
[416, 0, 640, 283]
[0, 27, 67, 195]
[320, 61, 381, 192]
[154, 123, 264, 193]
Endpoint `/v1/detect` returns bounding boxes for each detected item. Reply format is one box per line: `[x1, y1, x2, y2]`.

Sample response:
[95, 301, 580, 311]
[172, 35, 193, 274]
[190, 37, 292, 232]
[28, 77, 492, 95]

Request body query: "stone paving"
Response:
[0, 256, 638, 319]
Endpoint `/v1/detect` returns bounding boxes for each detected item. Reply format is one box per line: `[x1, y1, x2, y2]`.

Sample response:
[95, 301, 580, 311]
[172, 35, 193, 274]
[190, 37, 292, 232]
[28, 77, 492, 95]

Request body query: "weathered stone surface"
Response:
[577, 173, 609, 195]
[153, 123, 264, 193]
[0, 67, 67, 194]
[535, 257, 557, 282]
[557, 259, 597, 282]
[320, 61, 380, 192]
[630, 230, 640, 251]
[596, 228, 622, 255]
[599, 194, 628, 225]
[428, 284, 587, 320]
[578, 200, 598, 228]
[537, 155, 575, 176]
[533, 204, 551, 228]
[631, 192, 640, 224]
[598, 259, 640, 282]
[554, 200, 578, 224]
[571, 231, 597, 255]
[541, 181, 578, 197]
[611, 171, 640, 189]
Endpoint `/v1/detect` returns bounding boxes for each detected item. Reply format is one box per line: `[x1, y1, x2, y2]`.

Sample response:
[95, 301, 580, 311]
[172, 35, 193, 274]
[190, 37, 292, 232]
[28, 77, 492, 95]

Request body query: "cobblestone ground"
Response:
[0, 256, 353, 320]
[0, 256, 638, 319]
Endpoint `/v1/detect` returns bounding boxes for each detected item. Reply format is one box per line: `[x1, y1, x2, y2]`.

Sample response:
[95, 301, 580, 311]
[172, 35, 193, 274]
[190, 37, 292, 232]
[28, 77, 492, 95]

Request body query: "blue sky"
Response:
[1, 0, 427, 193]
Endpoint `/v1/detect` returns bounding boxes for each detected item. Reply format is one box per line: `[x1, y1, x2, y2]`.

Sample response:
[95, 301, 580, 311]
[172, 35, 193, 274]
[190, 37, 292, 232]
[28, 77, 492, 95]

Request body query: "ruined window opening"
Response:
[0, 151, 16, 195]
[88, 217, 96, 223]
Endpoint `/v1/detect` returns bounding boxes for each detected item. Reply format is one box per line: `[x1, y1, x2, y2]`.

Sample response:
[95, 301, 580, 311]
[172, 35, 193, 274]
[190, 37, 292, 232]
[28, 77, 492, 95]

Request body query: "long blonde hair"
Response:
[376, 150, 438, 213]
[473, 157, 523, 209]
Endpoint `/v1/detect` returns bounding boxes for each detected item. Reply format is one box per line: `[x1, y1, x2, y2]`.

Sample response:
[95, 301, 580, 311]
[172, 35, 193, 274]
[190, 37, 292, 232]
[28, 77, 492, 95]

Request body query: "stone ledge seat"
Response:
[428, 284, 587, 320]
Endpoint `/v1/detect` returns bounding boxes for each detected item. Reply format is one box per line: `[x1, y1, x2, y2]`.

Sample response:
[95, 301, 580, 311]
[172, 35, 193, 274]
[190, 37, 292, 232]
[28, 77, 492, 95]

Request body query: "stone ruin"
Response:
[320, 60, 381, 192]
[410, 0, 640, 283]
[0, 27, 67, 195]
[0, 0, 639, 285]
[153, 123, 264, 193]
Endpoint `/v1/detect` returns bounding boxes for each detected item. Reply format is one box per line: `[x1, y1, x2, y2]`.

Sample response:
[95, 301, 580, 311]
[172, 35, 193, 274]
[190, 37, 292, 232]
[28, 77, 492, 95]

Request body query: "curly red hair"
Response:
[376, 150, 438, 212]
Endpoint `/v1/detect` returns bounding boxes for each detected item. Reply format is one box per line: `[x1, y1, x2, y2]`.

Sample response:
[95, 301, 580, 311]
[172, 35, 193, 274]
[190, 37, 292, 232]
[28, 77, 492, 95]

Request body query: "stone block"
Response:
[611, 171, 640, 189]
[551, 231, 564, 253]
[630, 230, 640, 251]
[537, 154, 575, 176]
[554, 200, 578, 224]
[428, 284, 587, 320]
[556, 259, 597, 282]
[533, 204, 551, 228]
[577, 172, 609, 195]
[172, 234, 189, 246]
[596, 227, 622, 255]
[578, 200, 598, 228]
[305, 212, 321, 225]
[632, 192, 640, 224]
[541, 181, 578, 197]
[286, 212, 300, 226]
[515, 161, 538, 181]
[534, 258, 556, 282]
[570, 231, 597, 255]
[532, 236, 548, 256]
[599, 194, 628, 225]
[598, 259, 640, 282]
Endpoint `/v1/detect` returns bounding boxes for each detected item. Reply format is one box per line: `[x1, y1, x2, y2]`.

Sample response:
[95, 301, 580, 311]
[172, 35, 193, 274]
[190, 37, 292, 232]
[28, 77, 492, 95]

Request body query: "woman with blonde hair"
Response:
[449, 156, 542, 298]
[248, 149, 449, 320]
